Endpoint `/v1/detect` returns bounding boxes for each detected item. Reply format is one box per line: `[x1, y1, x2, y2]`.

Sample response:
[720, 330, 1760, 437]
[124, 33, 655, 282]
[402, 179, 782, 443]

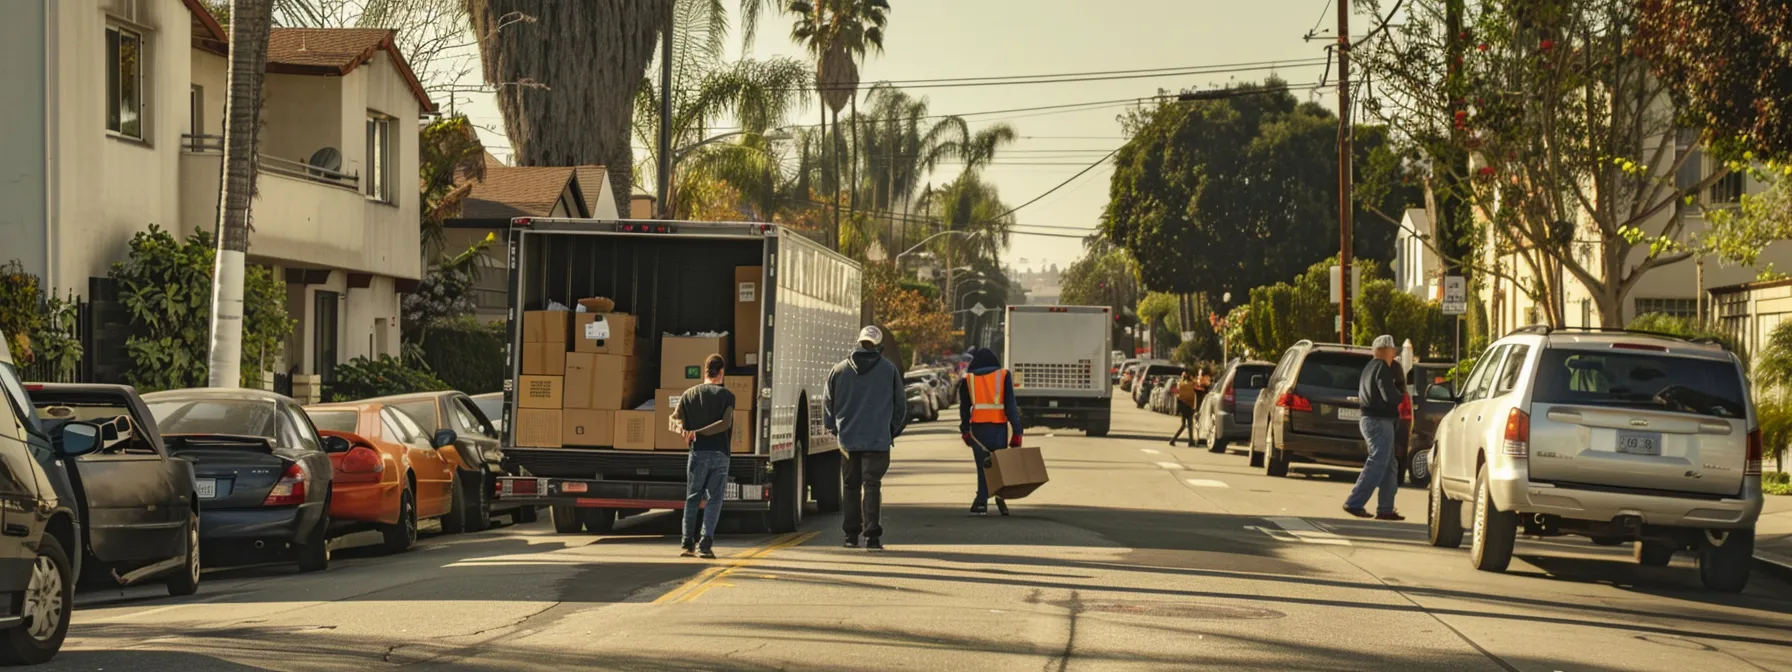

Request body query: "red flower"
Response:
[1540, 39, 1555, 51]
[1478, 43, 1490, 52]
[1477, 166, 1497, 179]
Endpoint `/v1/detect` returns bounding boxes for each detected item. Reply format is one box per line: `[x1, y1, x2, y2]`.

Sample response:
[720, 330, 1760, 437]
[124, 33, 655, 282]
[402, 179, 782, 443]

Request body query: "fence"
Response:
[18, 277, 131, 385]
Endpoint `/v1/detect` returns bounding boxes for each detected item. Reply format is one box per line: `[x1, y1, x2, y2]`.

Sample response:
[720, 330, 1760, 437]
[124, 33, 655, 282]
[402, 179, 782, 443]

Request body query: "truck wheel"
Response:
[810, 451, 843, 514]
[1086, 412, 1111, 438]
[770, 456, 803, 534]
[550, 505, 582, 534]
[577, 508, 616, 534]
[1697, 529, 1753, 593]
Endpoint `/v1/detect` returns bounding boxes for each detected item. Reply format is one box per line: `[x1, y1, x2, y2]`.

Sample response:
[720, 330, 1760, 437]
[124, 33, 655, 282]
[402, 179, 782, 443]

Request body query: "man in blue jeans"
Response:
[674, 354, 735, 558]
[1345, 335, 1407, 521]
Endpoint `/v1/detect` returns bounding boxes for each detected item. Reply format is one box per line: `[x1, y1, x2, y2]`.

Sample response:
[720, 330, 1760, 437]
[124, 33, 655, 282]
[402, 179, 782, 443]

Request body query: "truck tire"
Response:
[514, 506, 539, 525]
[770, 456, 804, 534]
[550, 505, 582, 534]
[810, 450, 843, 514]
[578, 508, 616, 534]
[1086, 410, 1111, 437]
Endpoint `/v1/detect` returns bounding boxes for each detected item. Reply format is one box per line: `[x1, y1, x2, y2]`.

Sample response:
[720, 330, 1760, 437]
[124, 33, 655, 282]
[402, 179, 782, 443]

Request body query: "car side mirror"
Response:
[1249, 375, 1266, 388]
[1425, 384, 1457, 404]
[322, 435, 353, 454]
[433, 429, 458, 449]
[58, 422, 103, 456]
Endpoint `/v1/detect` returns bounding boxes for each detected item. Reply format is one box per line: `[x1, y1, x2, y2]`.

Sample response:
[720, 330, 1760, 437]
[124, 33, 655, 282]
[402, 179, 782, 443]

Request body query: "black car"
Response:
[1249, 341, 1378, 477]
[0, 331, 83, 664]
[1402, 362, 1456, 486]
[29, 384, 200, 597]
[371, 391, 538, 529]
[143, 389, 337, 572]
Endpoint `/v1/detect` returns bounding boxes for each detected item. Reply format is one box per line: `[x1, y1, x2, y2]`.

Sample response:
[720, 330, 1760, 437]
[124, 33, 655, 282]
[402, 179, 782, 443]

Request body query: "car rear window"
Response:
[1234, 365, 1274, 388]
[147, 399, 278, 438]
[307, 410, 358, 434]
[390, 400, 438, 429]
[1532, 350, 1746, 419]
[1296, 352, 1373, 389]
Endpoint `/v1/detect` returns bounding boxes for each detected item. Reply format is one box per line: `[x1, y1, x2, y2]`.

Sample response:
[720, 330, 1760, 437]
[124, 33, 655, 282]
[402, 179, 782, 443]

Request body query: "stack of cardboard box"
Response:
[515, 308, 643, 449]
[516, 311, 571, 448]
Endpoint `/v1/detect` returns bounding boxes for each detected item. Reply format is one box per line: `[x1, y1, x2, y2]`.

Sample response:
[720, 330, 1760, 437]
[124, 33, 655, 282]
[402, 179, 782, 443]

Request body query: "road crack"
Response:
[1043, 590, 1083, 672]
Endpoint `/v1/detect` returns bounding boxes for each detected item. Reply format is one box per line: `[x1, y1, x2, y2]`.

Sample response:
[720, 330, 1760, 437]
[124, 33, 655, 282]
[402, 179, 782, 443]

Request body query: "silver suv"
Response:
[1424, 326, 1762, 592]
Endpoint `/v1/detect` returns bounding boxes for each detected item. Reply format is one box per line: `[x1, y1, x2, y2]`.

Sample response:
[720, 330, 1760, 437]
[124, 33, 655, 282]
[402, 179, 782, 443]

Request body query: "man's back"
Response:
[679, 383, 736, 452]
[825, 349, 905, 452]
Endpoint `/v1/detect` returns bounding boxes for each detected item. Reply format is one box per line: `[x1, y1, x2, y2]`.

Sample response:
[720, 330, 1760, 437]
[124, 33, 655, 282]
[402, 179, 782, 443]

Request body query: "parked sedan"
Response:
[366, 391, 538, 527]
[28, 384, 200, 597]
[143, 389, 335, 572]
[305, 402, 459, 553]
[470, 392, 503, 434]
[1194, 361, 1275, 454]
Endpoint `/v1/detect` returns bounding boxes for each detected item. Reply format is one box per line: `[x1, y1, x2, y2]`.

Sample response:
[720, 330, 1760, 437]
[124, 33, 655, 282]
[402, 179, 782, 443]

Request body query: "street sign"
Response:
[970, 303, 988, 317]
[1329, 265, 1362, 304]
[1442, 276, 1467, 315]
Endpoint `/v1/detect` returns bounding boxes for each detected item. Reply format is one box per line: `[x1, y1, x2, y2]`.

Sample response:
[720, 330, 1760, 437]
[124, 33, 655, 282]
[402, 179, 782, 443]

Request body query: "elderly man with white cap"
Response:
[1345, 334, 1409, 520]
[824, 325, 908, 550]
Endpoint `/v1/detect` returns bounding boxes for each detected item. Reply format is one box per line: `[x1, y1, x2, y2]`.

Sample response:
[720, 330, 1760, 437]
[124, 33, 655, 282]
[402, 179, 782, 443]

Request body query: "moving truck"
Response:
[492, 218, 863, 534]
[1003, 305, 1114, 436]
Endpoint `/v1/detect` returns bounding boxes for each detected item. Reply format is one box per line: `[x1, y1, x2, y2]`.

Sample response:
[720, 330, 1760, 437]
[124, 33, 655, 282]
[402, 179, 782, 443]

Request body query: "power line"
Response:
[862, 57, 1329, 87]
[678, 59, 1328, 94]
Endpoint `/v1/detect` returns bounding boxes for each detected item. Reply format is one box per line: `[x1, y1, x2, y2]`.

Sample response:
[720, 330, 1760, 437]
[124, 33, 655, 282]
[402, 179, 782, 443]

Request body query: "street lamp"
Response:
[893, 230, 987, 264]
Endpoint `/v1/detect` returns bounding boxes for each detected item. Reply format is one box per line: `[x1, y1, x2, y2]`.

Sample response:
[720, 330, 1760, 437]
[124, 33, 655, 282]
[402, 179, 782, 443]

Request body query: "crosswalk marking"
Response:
[1257, 517, 1353, 546]
[1184, 479, 1229, 488]
[1139, 448, 1161, 455]
[1154, 461, 1183, 470]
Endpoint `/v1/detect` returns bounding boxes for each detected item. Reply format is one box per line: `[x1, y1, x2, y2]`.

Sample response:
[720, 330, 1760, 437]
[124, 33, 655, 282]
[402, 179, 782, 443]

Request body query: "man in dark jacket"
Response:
[958, 347, 1023, 516]
[824, 326, 907, 551]
[1345, 334, 1407, 520]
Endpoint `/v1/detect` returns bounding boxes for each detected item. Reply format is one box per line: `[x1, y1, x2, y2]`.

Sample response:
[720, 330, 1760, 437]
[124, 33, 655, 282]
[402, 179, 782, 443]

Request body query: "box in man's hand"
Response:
[984, 447, 1049, 500]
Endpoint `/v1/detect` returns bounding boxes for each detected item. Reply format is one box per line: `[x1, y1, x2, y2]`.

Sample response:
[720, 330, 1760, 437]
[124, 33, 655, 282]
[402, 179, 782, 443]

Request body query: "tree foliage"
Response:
[1104, 79, 1412, 299]
[420, 115, 487, 256]
[1353, 278, 1454, 360]
[0, 262, 43, 364]
[1625, 312, 1748, 367]
[865, 262, 952, 366]
[1639, 0, 1792, 164]
[402, 235, 496, 345]
[329, 354, 449, 402]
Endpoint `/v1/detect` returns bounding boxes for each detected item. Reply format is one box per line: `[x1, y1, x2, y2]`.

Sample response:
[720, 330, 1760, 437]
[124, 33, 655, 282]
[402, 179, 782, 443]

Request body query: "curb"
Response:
[1755, 551, 1792, 585]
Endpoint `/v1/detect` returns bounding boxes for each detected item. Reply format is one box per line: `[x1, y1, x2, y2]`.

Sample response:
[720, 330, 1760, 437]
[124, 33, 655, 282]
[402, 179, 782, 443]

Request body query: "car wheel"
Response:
[578, 507, 616, 534]
[1427, 468, 1463, 548]
[465, 472, 493, 532]
[1697, 528, 1753, 593]
[1634, 539, 1676, 566]
[1248, 433, 1265, 468]
[297, 506, 331, 573]
[0, 533, 73, 665]
[381, 487, 418, 554]
[550, 505, 582, 534]
[1263, 438, 1289, 478]
[166, 509, 201, 597]
[442, 475, 467, 534]
[1469, 464, 1517, 572]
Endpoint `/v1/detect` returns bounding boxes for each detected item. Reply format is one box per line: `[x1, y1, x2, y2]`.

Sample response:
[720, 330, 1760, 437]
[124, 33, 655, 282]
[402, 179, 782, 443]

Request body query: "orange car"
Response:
[303, 402, 463, 554]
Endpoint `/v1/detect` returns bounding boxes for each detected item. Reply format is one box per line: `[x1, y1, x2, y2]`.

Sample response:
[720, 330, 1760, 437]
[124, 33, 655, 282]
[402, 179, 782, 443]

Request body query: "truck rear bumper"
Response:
[1016, 395, 1110, 429]
[496, 476, 773, 511]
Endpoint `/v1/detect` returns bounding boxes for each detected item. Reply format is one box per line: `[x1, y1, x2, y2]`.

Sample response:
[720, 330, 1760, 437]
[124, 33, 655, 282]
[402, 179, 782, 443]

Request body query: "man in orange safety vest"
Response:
[957, 347, 1024, 516]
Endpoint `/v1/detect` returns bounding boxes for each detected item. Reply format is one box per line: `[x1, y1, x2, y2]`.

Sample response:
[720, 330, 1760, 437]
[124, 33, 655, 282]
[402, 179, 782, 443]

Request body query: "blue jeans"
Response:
[1346, 416, 1400, 514]
[967, 424, 1009, 509]
[682, 451, 730, 551]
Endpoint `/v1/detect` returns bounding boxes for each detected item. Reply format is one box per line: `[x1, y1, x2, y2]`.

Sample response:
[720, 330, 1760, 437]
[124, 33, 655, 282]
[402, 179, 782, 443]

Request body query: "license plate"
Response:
[195, 479, 217, 499]
[1338, 408, 1362, 422]
[1616, 430, 1662, 456]
[560, 482, 588, 494]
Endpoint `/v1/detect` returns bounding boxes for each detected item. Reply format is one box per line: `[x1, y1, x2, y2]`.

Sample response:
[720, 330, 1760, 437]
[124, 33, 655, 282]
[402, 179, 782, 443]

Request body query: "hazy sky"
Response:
[458, 1, 1342, 272]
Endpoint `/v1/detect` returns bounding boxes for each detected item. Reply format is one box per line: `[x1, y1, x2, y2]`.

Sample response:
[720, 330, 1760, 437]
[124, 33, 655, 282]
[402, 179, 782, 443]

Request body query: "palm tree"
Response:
[786, 0, 889, 249]
[918, 171, 1015, 270]
[207, 0, 275, 388]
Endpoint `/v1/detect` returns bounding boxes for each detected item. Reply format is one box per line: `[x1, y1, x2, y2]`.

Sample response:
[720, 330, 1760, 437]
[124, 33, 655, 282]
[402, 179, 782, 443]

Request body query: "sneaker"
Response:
[1375, 511, 1406, 522]
[865, 538, 885, 552]
[699, 549, 717, 559]
[1342, 506, 1373, 519]
[995, 498, 1010, 517]
[679, 547, 697, 558]
[843, 535, 860, 549]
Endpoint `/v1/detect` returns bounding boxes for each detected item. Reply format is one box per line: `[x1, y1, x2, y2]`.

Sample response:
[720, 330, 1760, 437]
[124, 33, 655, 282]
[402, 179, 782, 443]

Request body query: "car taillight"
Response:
[1222, 383, 1236, 412]
[1398, 394, 1413, 421]
[1747, 428, 1763, 476]
[340, 446, 383, 473]
[263, 462, 308, 507]
[1277, 392, 1312, 412]
[1502, 408, 1530, 458]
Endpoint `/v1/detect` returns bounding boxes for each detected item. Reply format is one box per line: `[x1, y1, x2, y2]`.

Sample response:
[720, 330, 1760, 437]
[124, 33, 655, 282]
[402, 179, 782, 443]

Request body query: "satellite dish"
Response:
[307, 147, 343, 176]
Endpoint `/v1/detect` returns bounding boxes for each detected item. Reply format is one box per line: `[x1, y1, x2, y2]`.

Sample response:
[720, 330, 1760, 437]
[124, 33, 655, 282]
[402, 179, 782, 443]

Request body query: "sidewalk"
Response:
[1757, 494, 1792, 582]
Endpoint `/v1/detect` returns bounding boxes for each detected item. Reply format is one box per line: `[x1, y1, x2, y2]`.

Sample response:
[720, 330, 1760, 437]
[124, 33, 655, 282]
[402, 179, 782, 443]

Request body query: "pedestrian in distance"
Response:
[1169, 370, 1207, 447]
[1345, 335, 1408, 521]
[672, 354, 736, 559]
[824, 326, 907, 551]
[958, 347, 1023, 516]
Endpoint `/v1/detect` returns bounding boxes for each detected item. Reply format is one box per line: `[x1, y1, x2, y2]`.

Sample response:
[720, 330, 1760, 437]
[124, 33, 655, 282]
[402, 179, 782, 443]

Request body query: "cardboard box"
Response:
[522, 342, 568, 376]
[574, 313, 637, 355]
[517, 375, 564, 409]
[523, 311, 570, 344]
[653, 388, 687, 450]
[730, 410, 752, 454]
[562, 409, 614, 447]
[564, 353, 639, 410]
[734, 266, 763, 365]
[723, 373, 757, 411]
[614, 410, 656, 450]
[514, 409, 563, 447]
[984, 447, 1050, 500]
[660, 335, 728, 389]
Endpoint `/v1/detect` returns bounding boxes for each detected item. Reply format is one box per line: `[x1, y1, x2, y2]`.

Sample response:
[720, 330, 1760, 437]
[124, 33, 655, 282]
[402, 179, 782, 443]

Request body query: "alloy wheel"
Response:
[22, 556, 63, 641]
[187, 515, 202, 585]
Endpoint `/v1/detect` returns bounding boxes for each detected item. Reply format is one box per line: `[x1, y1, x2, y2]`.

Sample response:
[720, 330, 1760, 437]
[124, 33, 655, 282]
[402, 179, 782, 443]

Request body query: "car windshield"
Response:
[147, 398, 279, 438]
[1233, 365, 1274, 388]
[472, 396, 502, 420]
[1297, 352, 1374, 389]
[306, 410, 359, 434]
[1532, 349, 1746, 419]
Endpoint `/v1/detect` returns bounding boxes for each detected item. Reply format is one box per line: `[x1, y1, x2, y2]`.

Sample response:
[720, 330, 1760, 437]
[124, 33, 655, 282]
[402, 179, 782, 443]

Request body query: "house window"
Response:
[1635, 297, 1697, 319]
[1709, 171, 1745, 206]
[106, 25, 145, 139]
[365, 115, 391, 201]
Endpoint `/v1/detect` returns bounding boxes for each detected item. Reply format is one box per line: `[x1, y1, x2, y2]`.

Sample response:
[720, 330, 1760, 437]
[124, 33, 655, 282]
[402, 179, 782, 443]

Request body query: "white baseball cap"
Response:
[858, 326, 884, 346]
[1372, 334, 1397, 350]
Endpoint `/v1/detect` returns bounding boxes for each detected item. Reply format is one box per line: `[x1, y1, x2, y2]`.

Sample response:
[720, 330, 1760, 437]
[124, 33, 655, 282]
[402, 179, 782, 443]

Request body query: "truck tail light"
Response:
[501, 478, 540, 497]
[1503, 408, 1530, 458]
[1747, 428, 1763, 476]
[263, 462, 308, 507]
[1276, 392, 1312, 412]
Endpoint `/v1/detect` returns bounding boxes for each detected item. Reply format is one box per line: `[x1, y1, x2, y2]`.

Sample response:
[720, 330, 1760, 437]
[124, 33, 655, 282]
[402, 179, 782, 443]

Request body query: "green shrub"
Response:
[1765, 471, 1790, 486]
[419, 316, 506, 394]
[0, 261, 42, 363]
[1626, 312, 1748, 367]
[329, 355, 448, 402]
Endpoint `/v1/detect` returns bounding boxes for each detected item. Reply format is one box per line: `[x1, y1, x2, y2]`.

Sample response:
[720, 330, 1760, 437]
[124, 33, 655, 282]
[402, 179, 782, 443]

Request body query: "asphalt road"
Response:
[48, 398, 1792, 671]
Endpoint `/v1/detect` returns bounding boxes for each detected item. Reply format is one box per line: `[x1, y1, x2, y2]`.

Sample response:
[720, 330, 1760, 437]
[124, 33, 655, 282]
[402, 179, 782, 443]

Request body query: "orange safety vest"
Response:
[965, 370, 1010, 424]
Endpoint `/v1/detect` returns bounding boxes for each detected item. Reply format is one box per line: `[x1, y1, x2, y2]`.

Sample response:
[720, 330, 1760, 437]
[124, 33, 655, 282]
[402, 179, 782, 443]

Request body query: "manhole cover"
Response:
[1085, 602, 1284, 620]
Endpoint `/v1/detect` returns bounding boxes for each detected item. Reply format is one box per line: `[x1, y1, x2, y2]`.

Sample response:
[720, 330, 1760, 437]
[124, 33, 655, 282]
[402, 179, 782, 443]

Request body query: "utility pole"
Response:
[655, 4, 674, 219]
[1336, 0, 1354, 343]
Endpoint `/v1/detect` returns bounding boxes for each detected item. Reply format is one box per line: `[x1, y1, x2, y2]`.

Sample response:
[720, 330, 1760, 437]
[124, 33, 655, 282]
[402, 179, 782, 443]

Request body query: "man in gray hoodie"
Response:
[824, 325, 907, 551]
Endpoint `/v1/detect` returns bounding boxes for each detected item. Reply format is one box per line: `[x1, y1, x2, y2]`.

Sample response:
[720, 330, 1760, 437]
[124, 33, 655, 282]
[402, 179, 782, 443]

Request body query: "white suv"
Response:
[1424, 326, 1762, 592]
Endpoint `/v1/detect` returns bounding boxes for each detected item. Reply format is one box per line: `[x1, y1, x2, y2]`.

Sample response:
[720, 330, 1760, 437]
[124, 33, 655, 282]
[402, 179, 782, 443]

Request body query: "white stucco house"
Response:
[0, 0, 435, 386]
[1393, 208, 1441, 301]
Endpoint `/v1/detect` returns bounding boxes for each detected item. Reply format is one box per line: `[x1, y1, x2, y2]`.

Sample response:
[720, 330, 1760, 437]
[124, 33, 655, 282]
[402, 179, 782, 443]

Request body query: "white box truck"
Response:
[491, 218, 862, 534]
[1003, 305, 1113, 436]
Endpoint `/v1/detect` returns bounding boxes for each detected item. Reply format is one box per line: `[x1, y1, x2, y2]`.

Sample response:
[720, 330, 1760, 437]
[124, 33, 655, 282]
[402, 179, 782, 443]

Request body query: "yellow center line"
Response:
[652, 531, 818, 605]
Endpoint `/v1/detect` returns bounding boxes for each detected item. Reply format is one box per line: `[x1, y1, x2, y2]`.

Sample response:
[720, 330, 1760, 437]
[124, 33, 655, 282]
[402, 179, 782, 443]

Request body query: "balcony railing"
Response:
[182, 134, 361, 191]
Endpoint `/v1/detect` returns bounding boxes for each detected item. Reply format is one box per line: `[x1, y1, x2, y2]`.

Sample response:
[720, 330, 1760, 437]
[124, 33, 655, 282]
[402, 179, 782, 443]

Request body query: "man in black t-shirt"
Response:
[673, 354, 735, 558]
